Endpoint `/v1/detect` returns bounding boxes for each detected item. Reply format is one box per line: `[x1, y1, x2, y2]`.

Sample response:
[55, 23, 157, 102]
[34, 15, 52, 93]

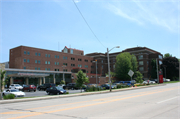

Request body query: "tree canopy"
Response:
[75, 70, 89, 92]
[162, 57, 179, 80]
[115, 52, 138, 80]
[164, 53, 172, 58]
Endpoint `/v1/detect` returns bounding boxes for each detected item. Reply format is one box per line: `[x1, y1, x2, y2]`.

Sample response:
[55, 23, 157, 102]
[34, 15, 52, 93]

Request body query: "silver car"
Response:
[9, 84, 23, 90]
[2, 89, 25, 97]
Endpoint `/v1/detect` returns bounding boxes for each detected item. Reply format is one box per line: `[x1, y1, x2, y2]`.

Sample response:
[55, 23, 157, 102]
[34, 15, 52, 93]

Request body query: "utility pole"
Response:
[107, 48, 112, 92]
[156, 58, 159, 83]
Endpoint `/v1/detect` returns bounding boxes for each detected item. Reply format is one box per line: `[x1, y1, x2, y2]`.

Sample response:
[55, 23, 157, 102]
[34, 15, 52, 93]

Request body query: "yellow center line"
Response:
[8, 87, 178, 119]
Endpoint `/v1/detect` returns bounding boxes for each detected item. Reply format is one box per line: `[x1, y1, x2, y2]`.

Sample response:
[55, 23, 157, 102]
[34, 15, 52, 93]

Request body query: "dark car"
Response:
[22, 85, 36, 92]
[46, 86, 66, 95]
[37, 83, 56, 91]
[101, 84, 110, 89]
[64, 83, 79, 90]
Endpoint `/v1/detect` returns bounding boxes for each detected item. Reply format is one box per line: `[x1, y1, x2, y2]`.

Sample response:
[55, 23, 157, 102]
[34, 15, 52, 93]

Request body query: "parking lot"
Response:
[23, 89, 85, 97]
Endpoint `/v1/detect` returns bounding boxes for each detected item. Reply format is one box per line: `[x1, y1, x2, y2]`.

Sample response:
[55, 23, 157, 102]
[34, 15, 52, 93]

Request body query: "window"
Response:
[27, 59, 29, 63]
[23, 67, 26, 69]
[38, 67, 40, 70]
[45, 68, 47, 70]
[57, 62, 59, 65]
[48, 54, 50, 57]
[45, 54, 48, 57]
[48, 68, 50, 71]
[35, 60, 37, 63]
[55, 55, 56, 58]
[55, 69, 57, 71]
[85, 59, 88, 62]
[57, 56, 59, 59]
[45, 61, 47, 64]
[48, 61, 50, 64]
[113, 59, 116, 63]
[159, 55, 162, 59]
[35, 67, 37, 70]
[78, 64, 82, 68]
[63, 63, 67, 66]
[71, 57, 75, 60]
[71, 49, 73, 54]
[147, 61, 149, 65]
[91, 66, 94, 68]
[71, 64, 75, 66]
[78, 58, 82, 61]
[139, 67, 144, 71]
[85, 65, 88, 68]
[35, 53, 38, 56]
[159, 61, 162, 65]
[27, 51, 30, 55]
[55, 62, 57, 65]
[102, 65, 103, 69]
[24, 59, 26, 62]
[113, 65, 115, 69]
[101, 60, 103, 63]
[38, 53, 41, 56]
[24, 51, 26, 54]
[63, 69, 67, 72]
[38, 60, 40, 64]
[64, 48, 68, 53]
[63, 56, 67, 60]
[87, 71, 88, 73]
[138, 55, 143, 59]
[139, 61, 143, 65]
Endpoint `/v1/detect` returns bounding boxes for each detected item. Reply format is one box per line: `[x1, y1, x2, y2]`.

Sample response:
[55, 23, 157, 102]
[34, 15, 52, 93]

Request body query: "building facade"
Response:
[3, 45, 163, 86]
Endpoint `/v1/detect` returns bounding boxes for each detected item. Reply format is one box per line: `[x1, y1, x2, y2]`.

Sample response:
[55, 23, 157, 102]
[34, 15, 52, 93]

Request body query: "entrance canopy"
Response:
[8, 73, 50, 77]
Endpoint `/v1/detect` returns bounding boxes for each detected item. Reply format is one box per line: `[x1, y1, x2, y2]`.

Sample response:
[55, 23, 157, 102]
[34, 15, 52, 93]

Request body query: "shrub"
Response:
[3, 94, 15, 100]
[64, 92, 69, 94]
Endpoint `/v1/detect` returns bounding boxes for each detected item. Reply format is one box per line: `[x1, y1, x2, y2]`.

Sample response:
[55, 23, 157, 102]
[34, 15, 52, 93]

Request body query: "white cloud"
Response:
[105, 0, 179, 33]
[74, 0, 81, 3]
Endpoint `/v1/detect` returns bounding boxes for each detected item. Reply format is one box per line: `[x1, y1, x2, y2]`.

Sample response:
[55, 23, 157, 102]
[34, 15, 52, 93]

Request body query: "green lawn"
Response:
[163, 81, 180, 84]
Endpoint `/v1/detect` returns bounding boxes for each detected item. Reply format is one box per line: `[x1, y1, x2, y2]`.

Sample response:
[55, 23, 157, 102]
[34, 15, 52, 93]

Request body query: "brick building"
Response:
[4, 45, 163, 86]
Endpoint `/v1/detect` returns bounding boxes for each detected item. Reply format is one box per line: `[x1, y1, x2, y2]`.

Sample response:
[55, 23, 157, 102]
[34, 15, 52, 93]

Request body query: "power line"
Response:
[72, 0, 106, 48]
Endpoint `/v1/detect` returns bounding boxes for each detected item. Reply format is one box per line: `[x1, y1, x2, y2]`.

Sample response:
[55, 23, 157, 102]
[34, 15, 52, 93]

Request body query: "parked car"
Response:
[118, 81, 134, 87]
[151, 79, 158, 83]
[166, 79, 171, 82]
[46, 86, 66, 95]
[101, 84, 116, 89]
[142, 81, 148, 84]
[64, 83, 79, 90]
[37, 83, 56, 91]
[2, 89, 25, 97]
[9, 84, 23, 90]
[22, 85, 36, 92]
[149, 80, 156, 84]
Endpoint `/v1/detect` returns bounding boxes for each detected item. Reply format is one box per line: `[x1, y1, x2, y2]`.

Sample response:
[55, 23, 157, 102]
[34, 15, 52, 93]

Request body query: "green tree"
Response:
[75, 70, 89, 92]
[115, 52, 138, 80]
[0, 70, 6, 91]
[162, 57, 179, 80]
[135, 71, 143, 83]
[164, 53, 172, 58]
[151, 59, 157, 79]
[60, 80, 65, 85]
[106, 71, 116, 84]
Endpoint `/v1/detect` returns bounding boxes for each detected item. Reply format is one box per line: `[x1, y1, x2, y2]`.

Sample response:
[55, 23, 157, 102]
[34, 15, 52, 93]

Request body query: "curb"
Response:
[0, 84, 166, 104]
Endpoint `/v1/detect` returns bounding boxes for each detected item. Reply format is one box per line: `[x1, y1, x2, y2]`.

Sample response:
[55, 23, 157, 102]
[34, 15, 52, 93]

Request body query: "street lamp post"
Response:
[62, 65, 66, 82]
[93, 60, 97, 87]
[107, 46, 120, 92]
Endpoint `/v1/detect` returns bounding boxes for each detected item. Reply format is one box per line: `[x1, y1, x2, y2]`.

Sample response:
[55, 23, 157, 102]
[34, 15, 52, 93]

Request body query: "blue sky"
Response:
[0, 0, 179, 62]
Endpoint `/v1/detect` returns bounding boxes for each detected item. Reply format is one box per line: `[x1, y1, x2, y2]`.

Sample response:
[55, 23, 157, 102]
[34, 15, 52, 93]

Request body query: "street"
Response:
[0, 83, 180, 119]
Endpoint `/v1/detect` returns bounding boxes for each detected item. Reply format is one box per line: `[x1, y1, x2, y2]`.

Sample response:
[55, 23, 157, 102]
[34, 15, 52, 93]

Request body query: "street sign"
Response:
[128, 70, 134, 77]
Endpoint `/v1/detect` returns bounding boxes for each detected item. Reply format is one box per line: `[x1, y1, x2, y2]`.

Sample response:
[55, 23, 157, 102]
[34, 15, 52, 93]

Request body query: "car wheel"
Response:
[47, 92, 50, 95]
[28, 89, 30, 92]
[57, 92, 60, 95]
[2, 93, 5, 96]
[34, 90, 36, 92]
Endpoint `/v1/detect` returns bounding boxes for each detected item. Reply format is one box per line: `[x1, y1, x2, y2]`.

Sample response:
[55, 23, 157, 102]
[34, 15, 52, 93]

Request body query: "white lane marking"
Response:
[157, 96, 179, 104]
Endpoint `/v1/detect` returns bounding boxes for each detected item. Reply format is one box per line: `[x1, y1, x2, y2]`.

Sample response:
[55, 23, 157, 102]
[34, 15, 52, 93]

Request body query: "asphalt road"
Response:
[0, 83, 180, 119]
[23, 89, 85, 97]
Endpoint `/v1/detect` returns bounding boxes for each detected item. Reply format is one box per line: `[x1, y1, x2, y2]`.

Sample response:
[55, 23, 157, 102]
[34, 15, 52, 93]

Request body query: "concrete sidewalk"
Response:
[0, 84, 165, 104]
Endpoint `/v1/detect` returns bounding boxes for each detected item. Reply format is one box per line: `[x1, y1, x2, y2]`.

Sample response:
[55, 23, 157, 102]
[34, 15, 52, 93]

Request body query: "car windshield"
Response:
[11, 90, 19, 92]
[56, 87, 63, 90]
[15, 84, 20, 87]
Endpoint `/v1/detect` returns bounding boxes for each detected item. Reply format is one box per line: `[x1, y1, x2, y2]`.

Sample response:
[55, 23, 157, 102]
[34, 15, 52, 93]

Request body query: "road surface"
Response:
[0, 83, 179, 119]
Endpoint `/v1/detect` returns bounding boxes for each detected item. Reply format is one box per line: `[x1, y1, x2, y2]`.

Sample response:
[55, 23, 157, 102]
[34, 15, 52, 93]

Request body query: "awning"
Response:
[8, 73, 50, 77]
